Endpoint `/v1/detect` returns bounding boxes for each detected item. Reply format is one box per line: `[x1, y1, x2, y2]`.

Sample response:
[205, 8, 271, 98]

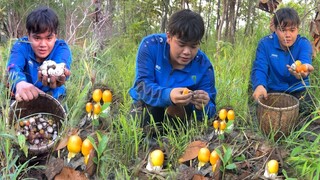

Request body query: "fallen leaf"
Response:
[45, 157, 64, 180]
[54, 167, 88, 180]
[178, 140, 207, 163]
[277, 146, 289, 159]
[213, 159, 221, 180]
[192, 174, 207, 180]
[55, 128, 79, 151]
[237, 170, 251, 180]
[255, 142, 272, 157]
[55, 135, 69, 151]
[177, 166, 195, 180]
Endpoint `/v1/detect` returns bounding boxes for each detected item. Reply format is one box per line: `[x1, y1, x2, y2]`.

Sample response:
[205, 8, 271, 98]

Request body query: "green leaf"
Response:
[226, 163, 237, 170]
[96, 131, 102, 142]
[100, 103, 111, 118]
[215, 149, 223, 163]
[97, 134, 108, 157]
[226, 120, 232, 125]
[101, 102, 110, 112]
[291, 146, 302, 156]
[92, 156, 98, 164]
[0, 133, 15, 139]
[92, 119, 100, 126]
[87, 136, 98, 152]
[282, 169, 298, 180]
[218, 134, 225, 140]
[223, 146, 232, 163]
[22, 146, 28, 157]
[17, 134, 26, 149]
[234, 154, 245, 161]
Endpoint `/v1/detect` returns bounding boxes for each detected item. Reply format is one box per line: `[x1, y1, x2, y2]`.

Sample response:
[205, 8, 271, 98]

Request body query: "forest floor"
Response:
[15, 85, 320, 179]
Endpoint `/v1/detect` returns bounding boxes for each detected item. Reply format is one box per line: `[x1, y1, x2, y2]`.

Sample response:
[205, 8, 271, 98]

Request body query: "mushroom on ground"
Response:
[146, 149, 164, 172]
[264, 159, 279, 179]
[67, 135, 83, 163]
[197, 147, 210, 170]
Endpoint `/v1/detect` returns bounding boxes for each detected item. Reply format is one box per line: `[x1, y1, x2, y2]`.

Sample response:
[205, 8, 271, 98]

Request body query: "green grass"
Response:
[0, 29, 319, 179]
[284, 115, 320, 179]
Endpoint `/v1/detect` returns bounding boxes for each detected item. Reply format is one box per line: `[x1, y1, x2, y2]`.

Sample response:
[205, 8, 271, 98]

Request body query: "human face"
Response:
[166, 33, 199, 69]
[28, 31, 57, 62]
[275, 25, 298, 50]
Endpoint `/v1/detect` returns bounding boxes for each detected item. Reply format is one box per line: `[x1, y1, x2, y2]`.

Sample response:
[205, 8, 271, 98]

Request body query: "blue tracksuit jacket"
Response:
[129, 33, 217, 120]
[251, 32, 312, 93]
[7, 36, 72, 99]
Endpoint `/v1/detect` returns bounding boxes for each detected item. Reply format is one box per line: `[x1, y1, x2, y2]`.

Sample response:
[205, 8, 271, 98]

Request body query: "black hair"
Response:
[26, 6, 59, 34]
[167, 9, 205, 43]
[273, 7, 300, 29]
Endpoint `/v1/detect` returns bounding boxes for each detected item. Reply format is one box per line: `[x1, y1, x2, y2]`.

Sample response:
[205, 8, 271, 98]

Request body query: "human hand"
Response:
[38, 68, 71, 88]
[190, 90, 210, 110]
[252, 85, 267, 101]
[170, 88, 193, 106]
[287, 64, 314, 79]
[15, 81, 43, 102]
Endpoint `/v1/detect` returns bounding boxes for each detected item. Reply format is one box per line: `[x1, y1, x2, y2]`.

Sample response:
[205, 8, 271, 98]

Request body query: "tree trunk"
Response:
[216, 0, 221, 37]
[205, 0, 214, 42]
[234, 0, 241, 42]
[121, 1, 127, 34]
[198, 0, 202, 14]
[217, 0, 226, 42]
[244, 1, 254, 35]
[181, 0, 190, 9]
[161, 0, 170, 32]
[6, 8, 24, 38]
[310, 3, 320, 58]
[228, 0, 236, 43]
[224, 0, 230, 41]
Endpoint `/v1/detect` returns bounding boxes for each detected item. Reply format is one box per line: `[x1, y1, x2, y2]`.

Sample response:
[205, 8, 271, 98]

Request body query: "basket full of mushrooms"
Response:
[8, 93, 66, 154]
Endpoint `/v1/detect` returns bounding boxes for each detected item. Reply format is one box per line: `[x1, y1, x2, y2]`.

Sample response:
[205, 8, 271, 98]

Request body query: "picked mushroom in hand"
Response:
[38, 60, 69, 88]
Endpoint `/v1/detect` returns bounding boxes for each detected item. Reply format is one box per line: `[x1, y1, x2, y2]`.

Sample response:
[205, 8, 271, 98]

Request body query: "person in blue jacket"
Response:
[129, 9, 216, 135]
[6, 6, 72, 102]
[251, 8, 314, 113]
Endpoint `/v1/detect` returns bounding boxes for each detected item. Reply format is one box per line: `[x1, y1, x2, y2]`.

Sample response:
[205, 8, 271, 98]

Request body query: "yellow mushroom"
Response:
[67, 135, 83, 163]
[213, 120, 220, 134]
[197, 147, 210, 170]
[85, 102, 93, 117]
[264, 159, 279, 179]
[218, 109, 227, 120]
[146, 149, 164, 172]
[93, 103, 101, 119]
[210, 150, 219, 172]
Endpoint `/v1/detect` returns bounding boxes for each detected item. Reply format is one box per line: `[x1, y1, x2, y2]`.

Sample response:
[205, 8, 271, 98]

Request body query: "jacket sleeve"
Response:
[298, 38, 313, 65]
[131, 39, 173, 107]
[6, 41, 28, 89]
[51, 40, 72, 69]
[194, 64, 217, 120]
[251, 40, 269, 91]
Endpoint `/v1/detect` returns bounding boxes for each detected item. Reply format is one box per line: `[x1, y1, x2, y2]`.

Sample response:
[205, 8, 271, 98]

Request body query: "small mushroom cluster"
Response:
[39, 60, 66, 77]
[213, 108, 235, 134]
[197, 147, 220, 172]
[16, 114, 59, 147]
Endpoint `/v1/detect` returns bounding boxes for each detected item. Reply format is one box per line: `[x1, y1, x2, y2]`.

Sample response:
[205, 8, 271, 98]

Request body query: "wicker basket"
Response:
[8, 93, 66, 154]
[257, 93, 299, 139]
